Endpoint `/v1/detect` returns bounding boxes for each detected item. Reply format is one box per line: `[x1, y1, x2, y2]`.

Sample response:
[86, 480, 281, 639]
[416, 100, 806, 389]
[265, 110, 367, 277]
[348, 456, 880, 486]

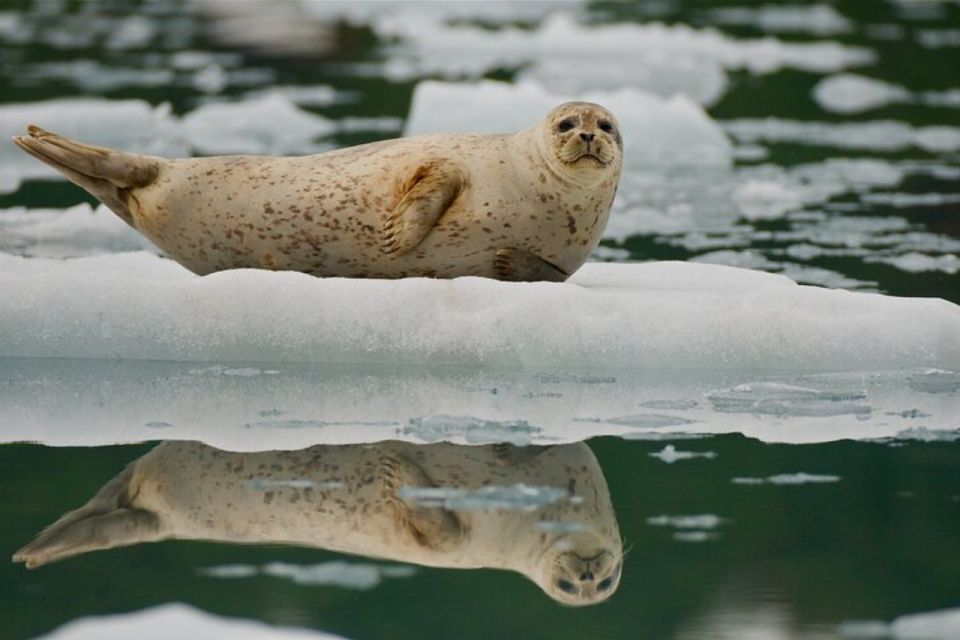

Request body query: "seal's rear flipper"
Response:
[12, 125, 160, 226]
[12, 463, 160, 569]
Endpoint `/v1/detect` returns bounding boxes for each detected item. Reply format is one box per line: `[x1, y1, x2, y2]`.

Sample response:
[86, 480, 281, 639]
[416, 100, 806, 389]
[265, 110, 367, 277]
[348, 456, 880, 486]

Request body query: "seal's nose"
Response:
[579, 571, 595, 581]
[579, 132, 595, 142]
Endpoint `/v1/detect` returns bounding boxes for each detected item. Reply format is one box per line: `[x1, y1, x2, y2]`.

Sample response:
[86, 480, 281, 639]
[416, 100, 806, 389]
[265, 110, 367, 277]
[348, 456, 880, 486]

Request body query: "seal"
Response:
[13, 440, 623, 606]
[13, 102, 622, 281]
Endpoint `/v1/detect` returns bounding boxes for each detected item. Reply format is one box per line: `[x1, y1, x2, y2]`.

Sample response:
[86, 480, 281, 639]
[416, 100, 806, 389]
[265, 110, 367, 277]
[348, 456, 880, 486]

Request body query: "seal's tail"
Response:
[12, 125, 160, 225]
[12, 462, 160, 569]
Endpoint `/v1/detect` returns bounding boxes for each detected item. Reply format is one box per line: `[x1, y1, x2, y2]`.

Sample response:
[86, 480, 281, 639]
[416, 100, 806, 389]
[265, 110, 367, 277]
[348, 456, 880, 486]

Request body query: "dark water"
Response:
[1, 0, 959, 638]
[2, 436, 959, 640]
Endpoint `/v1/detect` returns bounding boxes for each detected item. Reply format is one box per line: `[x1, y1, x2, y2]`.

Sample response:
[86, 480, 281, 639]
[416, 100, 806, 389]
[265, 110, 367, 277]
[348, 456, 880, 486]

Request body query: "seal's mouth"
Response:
[568, 152, 607, 166]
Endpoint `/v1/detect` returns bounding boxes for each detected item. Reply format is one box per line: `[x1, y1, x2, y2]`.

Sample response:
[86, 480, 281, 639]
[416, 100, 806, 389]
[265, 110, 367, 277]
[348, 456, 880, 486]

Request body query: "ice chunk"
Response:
[894, 427, 960, 443]
[732, 179, 804, 220]
[577, 414, 695, 428]
[261, 561, 415, 589]
[908, 369, 960, 394]
[180, 93, 335, 155]
[38, 602, 346, 639]
[917, 29, 960, 49]
[1, 254, 958, 372]
[647, 514, 724, 529]
[733, 473, 841, 485]
[401, 416, 540, 445]
[0, 203, 155, 258]
[398, 483, 570, 512]
[405, 80, 733, 169]
[705, 4, 852, 35]
[707, 382, 871, 417]
[866, 253, 960, 275]
[813, 73, 911, 113]
[381, 12, 873, 94]
[724, 118, 960, 153]
[648, 445, 716, 464]
[839, 607, 960, 640]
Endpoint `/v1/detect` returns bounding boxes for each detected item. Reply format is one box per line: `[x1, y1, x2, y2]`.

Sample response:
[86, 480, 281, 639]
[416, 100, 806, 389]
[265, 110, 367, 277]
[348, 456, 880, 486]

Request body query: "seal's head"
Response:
[539, 102, 623, 181]
[533, 528, 623, 606]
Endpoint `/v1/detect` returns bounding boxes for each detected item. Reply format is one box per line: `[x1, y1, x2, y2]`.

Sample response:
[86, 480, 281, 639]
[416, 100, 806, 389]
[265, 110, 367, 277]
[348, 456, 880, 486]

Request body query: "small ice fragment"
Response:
[647, 514, 724, 529]
[673, 531, 717, 543]
[145, 421, 172, 429]
[813, 74, 910, 113]
[198, 564, 258, 579]
[261, 561, 414, 589]
[638, 399, 699, 410]
[398, 483, 569, 512]
[908, 369, 960, 394]
[734, 473, 841, 485]
[535, 521, 589, 535]
[649, 445, 716, 464]
[402, 415, 540, 446]
[894, 427, 960, 442]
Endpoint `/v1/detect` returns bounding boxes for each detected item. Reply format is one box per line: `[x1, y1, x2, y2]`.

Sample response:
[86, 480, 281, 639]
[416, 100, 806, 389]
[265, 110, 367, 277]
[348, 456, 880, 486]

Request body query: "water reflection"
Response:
[15, 440, 621, 606]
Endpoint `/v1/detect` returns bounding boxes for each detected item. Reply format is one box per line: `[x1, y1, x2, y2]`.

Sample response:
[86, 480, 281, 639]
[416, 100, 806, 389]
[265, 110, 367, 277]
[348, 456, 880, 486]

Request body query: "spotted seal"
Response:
[13, 102, 622, 281]
[13, 441, 623, 605]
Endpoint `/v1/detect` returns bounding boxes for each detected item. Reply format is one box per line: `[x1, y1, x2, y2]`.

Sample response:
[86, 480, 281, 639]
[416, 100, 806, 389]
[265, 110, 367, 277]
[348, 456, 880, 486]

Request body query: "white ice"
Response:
[646, 514, 724, 529]
[648, 445, 717, 464]
[202, 561, 415, 589]
[813, 73, 960, 113]
[398, 484, 571, 512]
[405, 80, 733, 169]
[724, 118, 960, 153]
[37, 603, 346, 640]
[1, 254, 957, 372]
[839, 607, 960, 640]
[0, 203, 154, 258]
[733, 473, 841, 485]
[376, 12, 873, 104]
[705, 4, 852, 35]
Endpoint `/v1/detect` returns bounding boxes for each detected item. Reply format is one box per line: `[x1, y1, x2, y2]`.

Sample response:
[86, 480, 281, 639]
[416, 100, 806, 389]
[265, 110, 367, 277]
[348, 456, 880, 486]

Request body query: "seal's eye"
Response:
[597, 577, 613, 592]
[557, 579, 576, 594]
[556, 118, 575, 133]
[598, 120, 614, 133]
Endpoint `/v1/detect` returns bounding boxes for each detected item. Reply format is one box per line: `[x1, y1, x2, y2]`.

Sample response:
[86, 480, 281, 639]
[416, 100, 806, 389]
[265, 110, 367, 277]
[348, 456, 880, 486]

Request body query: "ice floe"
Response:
[376, 12, 873, 104]
[723, 118, 960, 153]
[704, 4, 852, 35]
[707, 382, 871, 418]
[1, 254, 958, 372]
[405, 80, 732, 169]
[0, 203, 154, 258]
[732, 473, 841, 485]
[37, 603, 346, 640]
[813, 73, 960, 113]
[398, 484, 572, 512]
[648, 445, 717, 464]
[201, 561, 415, 589]
[838, 607, 960, 640]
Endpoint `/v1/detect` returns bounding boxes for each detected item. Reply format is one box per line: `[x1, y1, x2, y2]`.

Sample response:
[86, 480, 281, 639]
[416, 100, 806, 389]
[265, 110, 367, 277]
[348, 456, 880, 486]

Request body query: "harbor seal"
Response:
[13, 102, 622, 281]
[14, 440, 623, 605]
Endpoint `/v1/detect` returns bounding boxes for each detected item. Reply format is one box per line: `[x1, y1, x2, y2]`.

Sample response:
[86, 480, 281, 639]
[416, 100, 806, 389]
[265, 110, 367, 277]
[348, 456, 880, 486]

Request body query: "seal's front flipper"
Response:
[12, 462, 161, 569]
[380, 455, 465, 550]
[382, 161, 465, 255]
[494, 248, 569, 282]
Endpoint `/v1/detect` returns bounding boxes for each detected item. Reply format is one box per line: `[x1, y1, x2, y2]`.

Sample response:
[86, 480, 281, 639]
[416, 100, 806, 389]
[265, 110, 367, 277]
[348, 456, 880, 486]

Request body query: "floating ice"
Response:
[648, 445, 716, 464]
[577, 414, 695, 429]
[707, 382, 871, 418]
[19, 60, 175, 92]
[813, 74, 911, 113]
[917, 29, 960, 49]
[705, 4, 852, 35]
[535, 520, 589, 534]
[839, 607, 960, 640]
[908, 369, 960, 394]
[647, 514, 724, 529]
[724, 118, 960, 153]
[401, 416, 541, 446]
[405, 80, 733, 169]
[672, 531, 717, 543]
[0, 203, 154, 258]
[732, 179, 804, 220]
[200, 561, 414, 589]
[894, 427, 960, 443]
[37, 603, 346, 639]
[379, 12, 873, 103]
[866, 253, 960, 275]
[180, 93, 334, 155]
[733, 473, 841, 485]
[398, 484, 570, 512]
[1, 254, 958, 372]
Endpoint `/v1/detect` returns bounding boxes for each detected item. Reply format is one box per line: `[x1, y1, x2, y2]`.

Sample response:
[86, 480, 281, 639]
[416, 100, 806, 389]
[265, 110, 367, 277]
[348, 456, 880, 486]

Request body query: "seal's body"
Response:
[13, 103, 622, 281]
[14, 441, 623, 605]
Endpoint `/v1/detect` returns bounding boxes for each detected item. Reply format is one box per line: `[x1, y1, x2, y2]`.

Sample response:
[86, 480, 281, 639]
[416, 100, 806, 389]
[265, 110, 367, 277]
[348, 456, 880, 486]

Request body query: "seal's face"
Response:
[535, 529, 623, 606]
[545, 102, 623, 173]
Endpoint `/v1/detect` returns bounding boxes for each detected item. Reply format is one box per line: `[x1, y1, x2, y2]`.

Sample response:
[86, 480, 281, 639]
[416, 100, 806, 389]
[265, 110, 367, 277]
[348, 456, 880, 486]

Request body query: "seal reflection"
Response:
[14, 440, 622, 606]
